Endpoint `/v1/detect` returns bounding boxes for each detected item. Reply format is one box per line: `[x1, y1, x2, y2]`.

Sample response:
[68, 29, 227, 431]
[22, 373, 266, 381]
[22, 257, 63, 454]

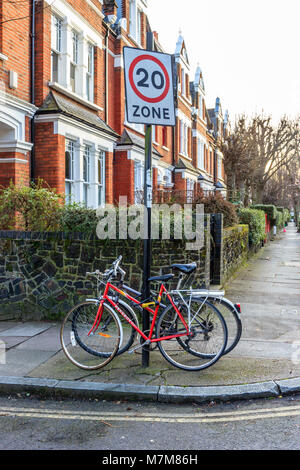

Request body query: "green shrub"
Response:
[59, 203, 98, 235]
[277, 207, 290, 224]
[0, 181, 63, 231]
[238, 208, 266, 246]
[250, 204, 277, 225]
[195, 192, 238, 228]
[275, 210, 283, 229]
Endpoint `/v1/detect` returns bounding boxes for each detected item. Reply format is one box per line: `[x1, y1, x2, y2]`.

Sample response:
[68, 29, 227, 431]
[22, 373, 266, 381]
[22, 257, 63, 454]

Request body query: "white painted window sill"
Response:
[0, 53, 8, 61]
[179, 153, 192, 161]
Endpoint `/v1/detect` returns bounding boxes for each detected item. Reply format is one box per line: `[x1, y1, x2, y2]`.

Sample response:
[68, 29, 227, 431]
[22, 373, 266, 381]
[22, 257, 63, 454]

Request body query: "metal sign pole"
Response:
[142, 32, 154, 368]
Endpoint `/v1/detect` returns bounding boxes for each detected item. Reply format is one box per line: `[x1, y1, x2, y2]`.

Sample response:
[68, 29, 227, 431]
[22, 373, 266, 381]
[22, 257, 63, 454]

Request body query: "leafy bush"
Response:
[238, 208, 266, 246]
[0, 181, 63, 231]
[195, 192, 238, 228]
[250, 204, 277, 225]
[276, 207, 290, 225]
[59, 203, 98, 235]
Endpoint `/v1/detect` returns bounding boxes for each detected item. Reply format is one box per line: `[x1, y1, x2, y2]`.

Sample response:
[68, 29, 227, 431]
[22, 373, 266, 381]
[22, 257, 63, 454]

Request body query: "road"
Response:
[0, 393, 299, 451]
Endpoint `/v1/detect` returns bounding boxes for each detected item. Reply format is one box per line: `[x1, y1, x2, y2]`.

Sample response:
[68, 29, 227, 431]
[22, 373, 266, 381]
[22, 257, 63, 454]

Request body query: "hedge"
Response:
[276, 207, 290, 225]
[238, 208, 266, 246]
[250, 204, 277, 225]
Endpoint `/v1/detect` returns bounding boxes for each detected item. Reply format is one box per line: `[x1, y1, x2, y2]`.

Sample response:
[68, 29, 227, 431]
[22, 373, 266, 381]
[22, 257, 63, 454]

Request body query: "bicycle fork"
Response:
[87, 300, 104, 336]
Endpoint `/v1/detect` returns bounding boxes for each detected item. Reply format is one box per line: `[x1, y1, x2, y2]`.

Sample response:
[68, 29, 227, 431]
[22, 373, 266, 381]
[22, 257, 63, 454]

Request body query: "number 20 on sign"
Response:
[124, 47, 176, 127]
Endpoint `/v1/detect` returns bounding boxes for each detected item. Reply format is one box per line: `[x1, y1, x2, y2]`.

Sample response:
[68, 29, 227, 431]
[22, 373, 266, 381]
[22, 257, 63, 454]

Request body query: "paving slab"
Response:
[0, 322, 53, 337]
[0, 322, 21, 333]
[0, 349, 57, 376]
[228, 339, 294, 359]
[0, 336, 30, 350]
[15, 326, 62, 352]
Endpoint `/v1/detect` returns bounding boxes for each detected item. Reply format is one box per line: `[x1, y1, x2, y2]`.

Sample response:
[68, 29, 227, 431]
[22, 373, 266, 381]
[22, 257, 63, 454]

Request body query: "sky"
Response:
[146, 0, 300, 125]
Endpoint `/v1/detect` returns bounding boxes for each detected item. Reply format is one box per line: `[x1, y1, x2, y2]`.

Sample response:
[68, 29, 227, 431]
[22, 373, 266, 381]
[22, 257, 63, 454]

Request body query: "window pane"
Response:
[52, 15, 62, 52]
[83, 146, 90, 183]
[98, 158, 102, 185]
[83, 184, 88, 207]
[72, 31, 78, 63]
[65, 151, 71, 179]
[51, 51, 58, 82]
[88, 44, 93, 73]
[137, 9, 142, 43]
[70, 63, 76, 92]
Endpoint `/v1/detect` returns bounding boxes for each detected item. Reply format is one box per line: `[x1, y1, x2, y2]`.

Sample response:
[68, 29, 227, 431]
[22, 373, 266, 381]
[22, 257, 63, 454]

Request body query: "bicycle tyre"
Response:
[155, 298, 228, 371]
[60, 301, 121, 370]
[206, 297, 242, 355]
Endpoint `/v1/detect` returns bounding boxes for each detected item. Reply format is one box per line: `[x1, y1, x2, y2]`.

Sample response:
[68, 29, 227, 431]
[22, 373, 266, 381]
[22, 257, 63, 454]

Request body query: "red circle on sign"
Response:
[129, 54, 170, 104]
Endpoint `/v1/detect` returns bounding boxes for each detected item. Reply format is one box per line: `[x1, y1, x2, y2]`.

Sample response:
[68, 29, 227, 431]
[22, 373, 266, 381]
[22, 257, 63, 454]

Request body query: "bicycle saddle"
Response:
[171, 262, 197, 274]
[148, 274, 175, 282]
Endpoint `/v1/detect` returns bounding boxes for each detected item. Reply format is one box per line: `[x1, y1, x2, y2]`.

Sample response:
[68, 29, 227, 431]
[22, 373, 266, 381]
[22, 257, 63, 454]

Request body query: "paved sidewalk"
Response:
[0, 224, 299, 403]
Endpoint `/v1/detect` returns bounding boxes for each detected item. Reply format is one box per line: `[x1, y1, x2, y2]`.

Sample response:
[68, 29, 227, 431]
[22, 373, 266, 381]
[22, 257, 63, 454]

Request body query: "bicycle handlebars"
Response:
[86, 255, 126, 281]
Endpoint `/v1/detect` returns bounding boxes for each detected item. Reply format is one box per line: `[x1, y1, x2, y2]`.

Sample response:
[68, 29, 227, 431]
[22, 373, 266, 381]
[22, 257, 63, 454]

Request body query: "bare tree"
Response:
[223, 114, 300, 205]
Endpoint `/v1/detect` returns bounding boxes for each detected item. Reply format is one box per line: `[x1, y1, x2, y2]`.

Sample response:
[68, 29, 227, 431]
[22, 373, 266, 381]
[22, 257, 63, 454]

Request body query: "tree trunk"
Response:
[254, 180, 265, 204]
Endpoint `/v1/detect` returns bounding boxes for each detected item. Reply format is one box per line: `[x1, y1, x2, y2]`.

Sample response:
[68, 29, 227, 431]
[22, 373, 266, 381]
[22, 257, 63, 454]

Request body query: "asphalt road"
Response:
[0, 393, 300, 451]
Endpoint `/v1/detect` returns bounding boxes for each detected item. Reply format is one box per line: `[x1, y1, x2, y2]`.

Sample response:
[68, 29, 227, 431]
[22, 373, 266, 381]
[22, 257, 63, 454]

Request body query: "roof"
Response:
[176, 158, 199, 175]
[116, 129, 162, 157]
[36, 91, 119, 138]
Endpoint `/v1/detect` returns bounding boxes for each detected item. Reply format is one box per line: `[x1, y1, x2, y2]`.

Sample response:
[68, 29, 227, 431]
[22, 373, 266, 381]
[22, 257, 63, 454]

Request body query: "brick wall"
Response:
[0, 1, 31, 101]
[34, 122, 66, 194]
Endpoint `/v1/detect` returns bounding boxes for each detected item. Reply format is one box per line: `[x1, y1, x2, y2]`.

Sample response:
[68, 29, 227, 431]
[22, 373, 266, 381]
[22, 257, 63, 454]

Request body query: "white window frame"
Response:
[65, 139, 75, 203]
[51, 14, 63, 83]
[86, 43, 94, 102]
[181, 69, 185, 96]
[134, 160, 144, 203]
[137, 8, 142, 45]
[186, 178, 195, 203]
[97, 150, 105, 207]
[70, 29, 79, 93]
[180, 120, 184, 154]
[218, 154, 222, 179]
[129, 0, 137, 38]
[83, 144, 91, 207]
[197, 139, 205, 170]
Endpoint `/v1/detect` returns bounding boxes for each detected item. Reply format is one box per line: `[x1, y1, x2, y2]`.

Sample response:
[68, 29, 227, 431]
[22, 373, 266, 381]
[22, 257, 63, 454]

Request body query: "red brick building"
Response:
[0, 0, 228, 207]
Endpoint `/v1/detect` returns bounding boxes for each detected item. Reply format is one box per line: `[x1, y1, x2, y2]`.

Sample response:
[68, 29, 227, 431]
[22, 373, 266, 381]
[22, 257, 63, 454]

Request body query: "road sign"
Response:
[124, 47, 176, 127]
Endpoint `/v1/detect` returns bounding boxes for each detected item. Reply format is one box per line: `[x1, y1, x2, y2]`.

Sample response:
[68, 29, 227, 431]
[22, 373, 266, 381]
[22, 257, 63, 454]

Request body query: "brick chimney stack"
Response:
[103, 0, 118, 21]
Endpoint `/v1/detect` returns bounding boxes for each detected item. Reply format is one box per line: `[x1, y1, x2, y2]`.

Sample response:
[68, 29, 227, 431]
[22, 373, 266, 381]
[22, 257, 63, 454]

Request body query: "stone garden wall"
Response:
[0, 222, 211, 320]
[222, 224, 249, 283]
[0, 215, 257, 320]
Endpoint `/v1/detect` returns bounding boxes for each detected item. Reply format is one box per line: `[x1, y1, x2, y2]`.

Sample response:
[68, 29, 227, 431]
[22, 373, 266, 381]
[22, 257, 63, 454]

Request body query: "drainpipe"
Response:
[30, 0, 36, 182]
[105, 27, 109, 123]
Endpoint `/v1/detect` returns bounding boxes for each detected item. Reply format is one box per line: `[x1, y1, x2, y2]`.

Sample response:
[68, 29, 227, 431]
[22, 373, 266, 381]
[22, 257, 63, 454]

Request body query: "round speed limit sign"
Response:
[124, 47, 176, 127]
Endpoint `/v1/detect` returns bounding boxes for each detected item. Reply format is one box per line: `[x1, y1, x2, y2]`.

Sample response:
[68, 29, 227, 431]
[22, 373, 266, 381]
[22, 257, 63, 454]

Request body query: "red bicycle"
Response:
[60, 257, 228, 371]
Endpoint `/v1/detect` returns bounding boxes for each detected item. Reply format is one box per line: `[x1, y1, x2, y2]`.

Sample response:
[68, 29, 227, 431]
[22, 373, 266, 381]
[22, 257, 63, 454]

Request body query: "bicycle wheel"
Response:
[60, 301, 121, 370]
[155, 298, 227, 371]
[206, 298, 242, 355]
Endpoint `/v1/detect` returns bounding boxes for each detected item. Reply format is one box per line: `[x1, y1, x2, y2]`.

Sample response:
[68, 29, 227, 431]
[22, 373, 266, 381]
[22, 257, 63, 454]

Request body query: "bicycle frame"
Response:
[88, 281, 190, 343]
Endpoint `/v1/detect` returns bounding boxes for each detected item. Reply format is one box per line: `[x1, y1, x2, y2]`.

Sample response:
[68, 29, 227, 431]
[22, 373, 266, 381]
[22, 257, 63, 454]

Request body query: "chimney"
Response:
[103, 0, 118, 22]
